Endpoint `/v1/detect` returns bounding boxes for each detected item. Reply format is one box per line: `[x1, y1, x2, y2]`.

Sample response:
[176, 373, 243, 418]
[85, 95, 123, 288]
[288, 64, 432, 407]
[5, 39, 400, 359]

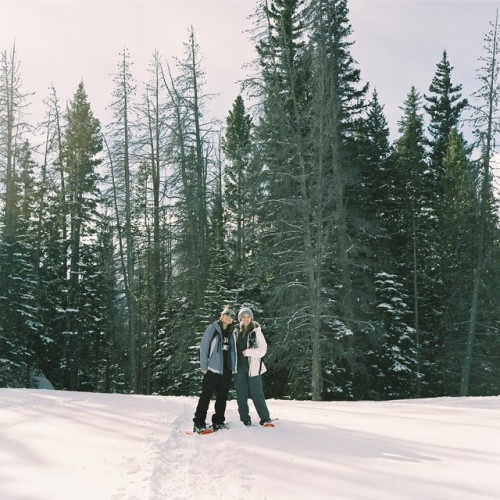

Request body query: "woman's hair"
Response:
[239, 321, 253, 334]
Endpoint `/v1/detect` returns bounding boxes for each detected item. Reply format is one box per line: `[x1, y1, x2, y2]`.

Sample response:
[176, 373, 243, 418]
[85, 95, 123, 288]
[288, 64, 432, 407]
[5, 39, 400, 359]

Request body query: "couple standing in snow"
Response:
[192, 306, 273, 433]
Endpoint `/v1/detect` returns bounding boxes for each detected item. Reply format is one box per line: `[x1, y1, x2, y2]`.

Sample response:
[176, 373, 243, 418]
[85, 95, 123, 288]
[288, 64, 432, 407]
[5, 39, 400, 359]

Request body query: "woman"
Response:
[192, 305, 237, 433]
[234, 307, 274, 427]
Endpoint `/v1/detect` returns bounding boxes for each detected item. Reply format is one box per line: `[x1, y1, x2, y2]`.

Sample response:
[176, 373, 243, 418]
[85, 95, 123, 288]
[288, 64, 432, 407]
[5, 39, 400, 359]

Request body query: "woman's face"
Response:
[221, 313, 234, 327]
[240, 313, 252, 326]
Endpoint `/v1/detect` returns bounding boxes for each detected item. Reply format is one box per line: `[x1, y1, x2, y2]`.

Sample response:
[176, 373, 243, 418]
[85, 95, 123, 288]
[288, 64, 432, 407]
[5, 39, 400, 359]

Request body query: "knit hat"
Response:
[238, 307, 254, 321]
[221, 307, 236, 319]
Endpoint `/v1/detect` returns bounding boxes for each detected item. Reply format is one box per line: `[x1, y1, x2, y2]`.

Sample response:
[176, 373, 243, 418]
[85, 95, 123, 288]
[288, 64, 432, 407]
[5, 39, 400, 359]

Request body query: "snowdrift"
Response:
[1, 389, 499, 499]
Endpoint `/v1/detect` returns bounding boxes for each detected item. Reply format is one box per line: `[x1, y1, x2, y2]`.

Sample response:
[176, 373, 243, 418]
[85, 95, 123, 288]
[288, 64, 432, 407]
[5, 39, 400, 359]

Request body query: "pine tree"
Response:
[250, 0, 371, 400]
[388, 86, 436, 396]
[437, 131, 478, 393]
[305, 0, 368, 400]
[423, 50, 471, 395]
[347, 90, 421, 400]
[253, 0, 320, 399]
[222, 95, 255, 269]
[348, 90, 393, 323]
[424, 50, 468, 183]
[32, 86, 70, 389]
[361, 273, 419, 399]
[0, 46, 37, 387]
[59, 81, 103, 390]
[0, 140, 42, 387]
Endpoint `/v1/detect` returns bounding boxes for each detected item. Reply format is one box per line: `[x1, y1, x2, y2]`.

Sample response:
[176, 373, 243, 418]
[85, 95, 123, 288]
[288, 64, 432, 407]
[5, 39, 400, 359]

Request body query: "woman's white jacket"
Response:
[240, 324, 268, 377]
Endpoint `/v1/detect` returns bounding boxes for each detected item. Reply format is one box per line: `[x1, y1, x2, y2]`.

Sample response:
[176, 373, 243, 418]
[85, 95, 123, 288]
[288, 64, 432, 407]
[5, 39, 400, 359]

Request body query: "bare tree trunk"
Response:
[2, 48, 18, 240]
[106, 50, 141, 391]
[146, 53, 164, 394]
[104, 136, 137, 392]
[411, 213, 422, 396]
[460, 10, 499, 395]
[189, 29, 209, 303]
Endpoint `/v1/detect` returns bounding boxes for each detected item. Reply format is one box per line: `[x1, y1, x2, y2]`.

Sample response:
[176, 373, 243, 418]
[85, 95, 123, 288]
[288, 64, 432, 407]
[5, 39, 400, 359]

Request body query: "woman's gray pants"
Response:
[234, 369, 270, 425]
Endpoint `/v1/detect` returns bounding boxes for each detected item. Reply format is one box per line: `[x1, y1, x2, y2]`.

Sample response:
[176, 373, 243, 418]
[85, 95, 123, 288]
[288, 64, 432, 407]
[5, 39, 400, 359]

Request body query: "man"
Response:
[192, 305, 237, 433]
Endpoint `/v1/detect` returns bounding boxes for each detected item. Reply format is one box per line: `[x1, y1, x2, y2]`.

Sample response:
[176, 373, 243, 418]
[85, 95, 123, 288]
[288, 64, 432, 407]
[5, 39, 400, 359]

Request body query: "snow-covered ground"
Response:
[1, 389, 499, 500]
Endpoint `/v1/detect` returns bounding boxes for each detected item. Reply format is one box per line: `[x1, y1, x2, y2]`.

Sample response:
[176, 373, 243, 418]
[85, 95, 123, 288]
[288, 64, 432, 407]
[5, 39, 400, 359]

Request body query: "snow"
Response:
[1, 389, 499, 500]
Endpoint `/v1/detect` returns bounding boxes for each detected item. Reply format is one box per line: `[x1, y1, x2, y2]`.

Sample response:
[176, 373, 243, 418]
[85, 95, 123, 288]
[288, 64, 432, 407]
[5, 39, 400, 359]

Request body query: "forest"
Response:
[0, 0, 499, 402]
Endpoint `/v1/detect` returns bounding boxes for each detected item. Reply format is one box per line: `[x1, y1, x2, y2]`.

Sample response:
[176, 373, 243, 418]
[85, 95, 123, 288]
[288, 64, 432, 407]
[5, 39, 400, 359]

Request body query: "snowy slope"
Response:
[1, 389, 499, 500]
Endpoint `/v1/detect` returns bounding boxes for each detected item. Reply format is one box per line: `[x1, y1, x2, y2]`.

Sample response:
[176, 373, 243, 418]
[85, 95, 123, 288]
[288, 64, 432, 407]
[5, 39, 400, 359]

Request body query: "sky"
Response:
[0, 0, 499, 144]
[1, 388, 499, 499]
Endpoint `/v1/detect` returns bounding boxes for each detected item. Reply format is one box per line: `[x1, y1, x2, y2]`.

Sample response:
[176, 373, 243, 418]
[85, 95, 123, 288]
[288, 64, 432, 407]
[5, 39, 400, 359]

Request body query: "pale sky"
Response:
[0, 0, 498, 144]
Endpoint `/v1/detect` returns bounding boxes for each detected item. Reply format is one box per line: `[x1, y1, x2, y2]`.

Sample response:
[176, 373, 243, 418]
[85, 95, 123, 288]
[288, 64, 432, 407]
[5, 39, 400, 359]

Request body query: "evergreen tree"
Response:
[423, 50, 471, 395]
[32, 86, 70, 388]
[363, 272, 419, 399]
[251, 0, 371, 400]
[437, 131, 478, 393]
[348, 90, 393, 325]
[0, 141, 41, 387]
[75, 218, 125, 392]
[347, 90, 422, 400]
[94, 214, 128, 393]
[0, 46, 37, 387]
[222, 95, 255, 269]
[305, 0, 368, 400]
[424, 50, 468, 183]
[59, 81, 103, 390]
[388, 87, 436, 396]
[253, 0, 318, 399]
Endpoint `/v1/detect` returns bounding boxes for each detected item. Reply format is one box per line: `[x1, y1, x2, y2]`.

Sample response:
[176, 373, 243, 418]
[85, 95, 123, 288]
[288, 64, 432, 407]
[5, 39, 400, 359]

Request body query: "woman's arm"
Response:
[243, 326, 267, 358]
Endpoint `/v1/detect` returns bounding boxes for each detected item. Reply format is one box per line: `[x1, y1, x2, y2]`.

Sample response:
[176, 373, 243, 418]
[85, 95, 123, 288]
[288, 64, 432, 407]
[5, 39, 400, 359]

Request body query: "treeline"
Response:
[1, 0, 499, 401]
